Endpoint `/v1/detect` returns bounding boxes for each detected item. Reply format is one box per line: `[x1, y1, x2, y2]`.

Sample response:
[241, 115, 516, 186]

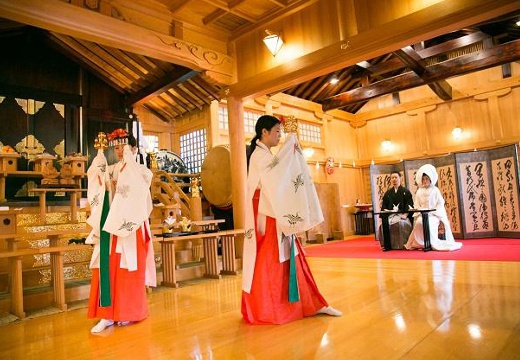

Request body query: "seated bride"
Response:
[405, 164, 463, 251]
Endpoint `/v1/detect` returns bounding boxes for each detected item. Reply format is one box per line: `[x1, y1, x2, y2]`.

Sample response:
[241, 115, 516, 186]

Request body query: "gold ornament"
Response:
[94, 132, 108, 150]
[282, 115, 298, 133]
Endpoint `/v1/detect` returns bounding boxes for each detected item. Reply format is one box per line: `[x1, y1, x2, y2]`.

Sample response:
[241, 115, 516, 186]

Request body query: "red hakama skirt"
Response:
[87, 227, 149, 322]
[241, 190, 328, 325]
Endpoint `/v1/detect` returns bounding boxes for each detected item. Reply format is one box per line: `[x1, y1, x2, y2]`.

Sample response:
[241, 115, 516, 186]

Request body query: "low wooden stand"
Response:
[157, 229, 243, 287]
[31, 188, 88, 223]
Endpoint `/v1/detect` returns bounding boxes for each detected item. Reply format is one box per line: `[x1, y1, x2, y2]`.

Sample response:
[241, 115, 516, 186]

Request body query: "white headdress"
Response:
[415, 163, 438, 187]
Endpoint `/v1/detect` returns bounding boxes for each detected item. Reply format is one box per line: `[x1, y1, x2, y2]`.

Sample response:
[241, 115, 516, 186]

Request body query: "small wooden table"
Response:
[375, 209, 436, 252]
[31, 188, 88, 223]
[352, 204, 373, 235]
[192, 219, 225, 231]
[156, 229, 243, 287]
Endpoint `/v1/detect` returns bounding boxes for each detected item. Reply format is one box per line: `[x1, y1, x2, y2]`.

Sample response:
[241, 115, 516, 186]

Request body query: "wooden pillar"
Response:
[474, 88, 511, 141]
[208, 100, 220, 149]
[160, 240, 179, 287]
[6, 238, 25, 319]
[227, 97, 247, 257]
[49, 235, 67, 311]
[190, 197, 202, 221]
[70, 190, 78, 223]
[406, 105, 437, 155]
[220, 232, 237, 275]
[202, 235, 221, 279]
[0, 175, 6, 202]
[38, 192, 46, 223]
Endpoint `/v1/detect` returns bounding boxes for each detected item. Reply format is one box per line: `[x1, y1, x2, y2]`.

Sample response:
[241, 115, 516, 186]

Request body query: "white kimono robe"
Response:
[242, 133, 324, 293]
[406, 164, 462, 251]
[86, 146, 157, 287]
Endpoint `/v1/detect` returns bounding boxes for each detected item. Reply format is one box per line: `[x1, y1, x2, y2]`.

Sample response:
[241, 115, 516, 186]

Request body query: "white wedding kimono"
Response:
[405, 164, 462, 251]
[86, 146, 157, 287]
[242, 133, 324, 293]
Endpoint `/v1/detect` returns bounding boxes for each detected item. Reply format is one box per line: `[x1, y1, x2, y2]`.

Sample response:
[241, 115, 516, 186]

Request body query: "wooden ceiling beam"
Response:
[164, 91, 192, 113]
[174, 85, 203, 109]
[46, 34, 128, 94]
[125, 69, 199, 107]
[182, 81, 214, 104]
[151, 96, 184, 117]
[266, 0, 288, 7]
[229, 0, 520, 100]
[230, 0, 320, 40]
[142, 104, 172, 123]
[0, 0, 235, 84]
[394, 47, 452, 100]
[200, 0, 256, 23]
[203, 9, 228, 26]
[322, 38, 520, 111]
[192, 76, 221, 100]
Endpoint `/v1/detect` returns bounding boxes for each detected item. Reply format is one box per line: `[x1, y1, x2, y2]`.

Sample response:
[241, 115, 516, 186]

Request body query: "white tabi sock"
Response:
[91, 319, 114, 333]
[317, 306, 342, 317]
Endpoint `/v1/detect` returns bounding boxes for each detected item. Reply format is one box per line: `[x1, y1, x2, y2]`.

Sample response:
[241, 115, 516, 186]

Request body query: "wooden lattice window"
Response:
[299, 122, 322, 144]
[180, 129, 207, 173]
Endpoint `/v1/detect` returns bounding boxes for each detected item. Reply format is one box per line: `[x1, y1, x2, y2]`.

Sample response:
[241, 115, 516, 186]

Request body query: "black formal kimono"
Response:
[379, 186, 414, 249]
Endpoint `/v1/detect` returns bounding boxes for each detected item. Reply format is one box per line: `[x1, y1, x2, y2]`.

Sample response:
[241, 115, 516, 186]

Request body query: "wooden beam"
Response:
[46, 34, 129, 93]
[125, 69, 199, 107]
[192, 76, 221, 100]
[203, 9, 228, 26]
[230, 0, 321, 40]
[143, 104, 173, 123]
[394, 47, 452, 100]
[0, 82, 82, 105]
[0, 0, 235, 84]
[322, 39, 520, 111]
[182, 81, 214, 104]
[229, 0, 520, 100]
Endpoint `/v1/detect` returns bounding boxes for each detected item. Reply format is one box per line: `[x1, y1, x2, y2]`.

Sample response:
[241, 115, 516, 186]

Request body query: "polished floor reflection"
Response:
[1, 256, 519, 359]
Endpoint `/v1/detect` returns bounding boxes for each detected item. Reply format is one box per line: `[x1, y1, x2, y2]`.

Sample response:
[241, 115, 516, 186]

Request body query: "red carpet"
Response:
[304, 237, 520, 262]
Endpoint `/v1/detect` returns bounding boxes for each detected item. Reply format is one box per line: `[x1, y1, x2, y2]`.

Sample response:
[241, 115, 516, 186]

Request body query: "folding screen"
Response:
[369, 144, 520, 239]
[456, 145, 520, 238]
[489, 146, 520, 237]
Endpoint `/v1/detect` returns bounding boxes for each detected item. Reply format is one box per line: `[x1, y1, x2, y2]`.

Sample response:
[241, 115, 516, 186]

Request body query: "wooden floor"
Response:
[1, 254, 520, 359]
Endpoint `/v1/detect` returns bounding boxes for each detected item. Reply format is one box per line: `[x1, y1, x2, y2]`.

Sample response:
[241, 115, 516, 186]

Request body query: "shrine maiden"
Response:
[86, 129, 156, 333]
[242, 115, 341, 325]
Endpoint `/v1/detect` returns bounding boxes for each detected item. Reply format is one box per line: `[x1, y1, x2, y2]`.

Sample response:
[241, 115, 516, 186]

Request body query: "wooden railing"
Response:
[151, 171, 200, 217]
[1, 224, 243, 319]
[0, 228, 91, 319]
[155, 229, 243, 288]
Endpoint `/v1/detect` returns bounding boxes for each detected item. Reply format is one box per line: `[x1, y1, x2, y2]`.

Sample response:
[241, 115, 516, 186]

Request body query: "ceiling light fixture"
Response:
[329, 76, 339, 85]
[381, 139, 392, 151]
[263, 30, 284, 56]
[302, 147, 315, 158]
[452, 126, 463, 139]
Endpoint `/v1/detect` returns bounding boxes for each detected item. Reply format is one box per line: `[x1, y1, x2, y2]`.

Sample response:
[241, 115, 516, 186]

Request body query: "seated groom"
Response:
[378, 171, 414, 249]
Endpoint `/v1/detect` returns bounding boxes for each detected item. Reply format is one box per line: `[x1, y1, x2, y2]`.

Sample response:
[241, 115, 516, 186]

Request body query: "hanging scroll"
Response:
[437, 165, 460, 233]
[435, 154, 462, 237]
[456, 151, 495, 238]
[489, 145, 520, 237]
